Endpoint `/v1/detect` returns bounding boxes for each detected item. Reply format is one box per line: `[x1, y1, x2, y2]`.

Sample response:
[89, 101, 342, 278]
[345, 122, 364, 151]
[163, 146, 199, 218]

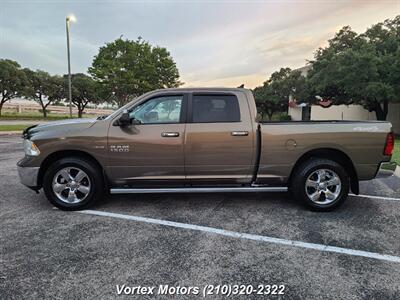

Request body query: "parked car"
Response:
[18, 88, 396, 211]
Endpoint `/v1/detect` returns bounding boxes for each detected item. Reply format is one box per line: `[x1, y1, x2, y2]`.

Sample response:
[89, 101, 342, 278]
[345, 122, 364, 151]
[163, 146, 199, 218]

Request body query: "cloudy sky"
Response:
[1, 0, 399, 88]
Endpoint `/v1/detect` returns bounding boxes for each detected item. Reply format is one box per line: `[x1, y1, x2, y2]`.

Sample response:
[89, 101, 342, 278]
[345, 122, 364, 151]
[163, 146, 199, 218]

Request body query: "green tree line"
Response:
[0, 37, 181, 117]
[254, 15, 399, 121]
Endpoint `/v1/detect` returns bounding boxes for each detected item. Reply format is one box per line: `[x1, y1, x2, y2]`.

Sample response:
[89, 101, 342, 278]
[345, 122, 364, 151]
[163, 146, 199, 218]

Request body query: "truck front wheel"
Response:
[43, 157, 104, 211]
[291, 158, 349, 211]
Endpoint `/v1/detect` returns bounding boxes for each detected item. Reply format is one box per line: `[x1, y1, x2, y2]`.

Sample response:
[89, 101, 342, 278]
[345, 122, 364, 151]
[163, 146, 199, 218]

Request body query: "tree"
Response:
[253, 68, 307, 120]
[89, 37, 182, 108]
[65, 73, 100, 118]
[23, 69, 64, 117]
[160, 99, 180, 119]
[307, 16, 400, 120]
[0, 59, 27, 116]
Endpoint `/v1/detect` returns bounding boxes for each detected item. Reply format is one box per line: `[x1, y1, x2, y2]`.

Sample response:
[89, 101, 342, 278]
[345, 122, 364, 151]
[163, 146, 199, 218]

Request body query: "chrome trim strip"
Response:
[125, 176, 185, 180]
[17, 166, 40, 187]
[110, 186, 288, 194]
[375, 161, 397, 178]
[186, 175, 247, 179]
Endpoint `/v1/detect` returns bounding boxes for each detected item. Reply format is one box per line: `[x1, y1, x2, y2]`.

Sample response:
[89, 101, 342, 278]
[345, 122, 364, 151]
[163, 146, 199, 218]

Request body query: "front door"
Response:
[107, 94, 187, 187]
[184, 92, 255, 185]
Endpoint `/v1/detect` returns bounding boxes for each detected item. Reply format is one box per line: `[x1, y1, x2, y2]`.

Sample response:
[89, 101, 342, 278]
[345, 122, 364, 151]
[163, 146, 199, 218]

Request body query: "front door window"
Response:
[130, 96, 183, 124]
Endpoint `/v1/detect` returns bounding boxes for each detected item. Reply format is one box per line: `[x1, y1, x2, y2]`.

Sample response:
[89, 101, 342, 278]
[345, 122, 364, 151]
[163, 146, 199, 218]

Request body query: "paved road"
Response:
[1, 135, 399, 299]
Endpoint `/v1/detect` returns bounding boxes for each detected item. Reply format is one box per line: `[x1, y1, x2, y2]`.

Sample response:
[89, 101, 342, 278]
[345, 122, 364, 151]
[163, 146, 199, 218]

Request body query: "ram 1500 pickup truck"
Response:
[18, 88, 396, 211]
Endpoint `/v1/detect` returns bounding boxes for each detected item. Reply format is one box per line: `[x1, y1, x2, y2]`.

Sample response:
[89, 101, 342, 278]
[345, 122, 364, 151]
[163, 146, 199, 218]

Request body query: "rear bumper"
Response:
[375, 162, 397, 178]
[17, 165, 40, 188]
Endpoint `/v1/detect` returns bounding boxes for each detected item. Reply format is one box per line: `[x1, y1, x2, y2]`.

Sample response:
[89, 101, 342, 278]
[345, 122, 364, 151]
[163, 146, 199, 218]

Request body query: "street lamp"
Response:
[66, 15, 76, 118]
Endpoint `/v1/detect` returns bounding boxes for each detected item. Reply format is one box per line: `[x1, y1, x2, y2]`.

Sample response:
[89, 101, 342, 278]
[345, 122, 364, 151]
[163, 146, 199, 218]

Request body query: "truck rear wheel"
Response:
[291, 158, 349, 211]
[43, 157, 104, 211]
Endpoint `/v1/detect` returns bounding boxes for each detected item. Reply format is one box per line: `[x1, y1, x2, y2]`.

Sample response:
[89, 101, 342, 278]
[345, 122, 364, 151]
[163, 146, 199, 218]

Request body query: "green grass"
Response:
[0, 124, 31, 132]
[392, 138, 400, 166]
[0, 111, 89, 120]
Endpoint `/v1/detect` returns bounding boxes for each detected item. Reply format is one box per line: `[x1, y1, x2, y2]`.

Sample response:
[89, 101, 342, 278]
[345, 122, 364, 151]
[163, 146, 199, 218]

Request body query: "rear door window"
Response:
[192, 94, 240, 123]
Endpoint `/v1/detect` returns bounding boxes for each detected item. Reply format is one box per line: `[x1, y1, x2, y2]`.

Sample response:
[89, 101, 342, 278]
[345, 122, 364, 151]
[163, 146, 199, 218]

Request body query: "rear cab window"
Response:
[191, 94, 240, 123]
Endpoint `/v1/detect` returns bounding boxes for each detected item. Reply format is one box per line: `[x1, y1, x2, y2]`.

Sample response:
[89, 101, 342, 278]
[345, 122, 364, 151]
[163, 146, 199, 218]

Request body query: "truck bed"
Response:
[256, 121, 392, 183]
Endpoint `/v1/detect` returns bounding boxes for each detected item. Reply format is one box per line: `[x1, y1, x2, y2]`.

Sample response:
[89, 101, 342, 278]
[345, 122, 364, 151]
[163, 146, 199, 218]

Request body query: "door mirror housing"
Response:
[116, 111, 131, 126]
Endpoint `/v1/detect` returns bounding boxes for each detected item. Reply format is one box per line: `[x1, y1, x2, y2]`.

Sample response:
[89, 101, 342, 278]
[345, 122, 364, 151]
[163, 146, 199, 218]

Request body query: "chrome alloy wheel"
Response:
[52, 167, 91, 204]
[305, 169, 341, 204]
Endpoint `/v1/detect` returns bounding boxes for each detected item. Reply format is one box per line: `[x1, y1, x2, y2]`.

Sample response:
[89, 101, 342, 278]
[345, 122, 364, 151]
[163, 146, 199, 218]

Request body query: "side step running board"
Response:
[110, 187, 288, 194]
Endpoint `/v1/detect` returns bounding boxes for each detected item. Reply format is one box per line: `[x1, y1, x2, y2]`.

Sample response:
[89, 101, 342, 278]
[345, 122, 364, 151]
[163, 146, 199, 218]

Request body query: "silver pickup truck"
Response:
[17, 88, 396, 211]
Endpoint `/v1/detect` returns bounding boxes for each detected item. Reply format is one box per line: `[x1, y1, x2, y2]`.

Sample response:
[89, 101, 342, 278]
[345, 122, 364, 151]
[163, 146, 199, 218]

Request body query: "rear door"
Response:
[107, 93, 187, 187]
[184, 92, 255, 185]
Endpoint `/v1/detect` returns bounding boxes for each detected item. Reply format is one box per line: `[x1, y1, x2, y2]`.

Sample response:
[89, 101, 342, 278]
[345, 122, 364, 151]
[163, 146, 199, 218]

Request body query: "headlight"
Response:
[24, 139, 40, 156]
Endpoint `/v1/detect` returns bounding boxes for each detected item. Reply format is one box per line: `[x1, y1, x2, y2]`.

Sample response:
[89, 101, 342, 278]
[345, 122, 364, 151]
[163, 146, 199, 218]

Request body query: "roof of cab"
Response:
[152, 87, 250, 93]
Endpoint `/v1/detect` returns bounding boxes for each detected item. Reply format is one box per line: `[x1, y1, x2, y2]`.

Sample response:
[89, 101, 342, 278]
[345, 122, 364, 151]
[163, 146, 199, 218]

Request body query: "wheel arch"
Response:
[289, 148, 359, 194]
[37, 150, 106, 189]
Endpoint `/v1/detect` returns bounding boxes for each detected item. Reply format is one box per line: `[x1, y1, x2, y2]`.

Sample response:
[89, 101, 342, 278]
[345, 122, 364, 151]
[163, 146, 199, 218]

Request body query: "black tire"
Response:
[291, 158, 349, 211]
[43, 157, 104, 211]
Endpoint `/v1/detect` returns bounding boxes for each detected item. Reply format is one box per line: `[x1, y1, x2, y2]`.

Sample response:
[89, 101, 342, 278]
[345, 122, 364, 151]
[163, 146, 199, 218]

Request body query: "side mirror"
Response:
[117, 111, 131, 126]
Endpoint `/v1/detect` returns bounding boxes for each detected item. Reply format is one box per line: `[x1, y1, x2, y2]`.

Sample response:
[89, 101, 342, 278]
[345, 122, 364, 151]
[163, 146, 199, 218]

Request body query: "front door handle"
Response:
[231, 131, 249, 136]
[161, 132, 179, 137]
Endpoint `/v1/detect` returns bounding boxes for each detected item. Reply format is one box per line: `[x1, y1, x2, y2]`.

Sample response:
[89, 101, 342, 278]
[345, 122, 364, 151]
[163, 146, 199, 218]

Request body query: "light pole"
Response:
[66, 15, 76, 118]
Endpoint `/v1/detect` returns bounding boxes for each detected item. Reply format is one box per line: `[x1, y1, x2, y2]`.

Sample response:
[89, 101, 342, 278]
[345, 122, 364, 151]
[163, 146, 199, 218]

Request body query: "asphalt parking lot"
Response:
[1, 135, 399, 299]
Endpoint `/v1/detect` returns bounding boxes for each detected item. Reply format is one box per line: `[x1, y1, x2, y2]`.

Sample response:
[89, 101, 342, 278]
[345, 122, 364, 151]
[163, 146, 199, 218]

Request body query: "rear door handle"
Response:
[161, 132, 179, 137]
[231, 131, 248, 136]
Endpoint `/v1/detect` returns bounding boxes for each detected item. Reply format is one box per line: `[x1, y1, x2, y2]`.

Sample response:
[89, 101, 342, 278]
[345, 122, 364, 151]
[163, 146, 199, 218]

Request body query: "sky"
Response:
[1, 0, 399, 89]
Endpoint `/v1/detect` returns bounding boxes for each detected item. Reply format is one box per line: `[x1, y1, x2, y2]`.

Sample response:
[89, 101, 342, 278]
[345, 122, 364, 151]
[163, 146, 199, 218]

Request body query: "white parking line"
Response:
[350, 194, 400, 201]
[78, 209, 400, 263]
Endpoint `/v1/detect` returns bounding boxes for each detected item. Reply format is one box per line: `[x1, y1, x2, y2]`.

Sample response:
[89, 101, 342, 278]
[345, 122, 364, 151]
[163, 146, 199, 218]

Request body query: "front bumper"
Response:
[375, 162, 397, 178]
[17, 165, 40, 188]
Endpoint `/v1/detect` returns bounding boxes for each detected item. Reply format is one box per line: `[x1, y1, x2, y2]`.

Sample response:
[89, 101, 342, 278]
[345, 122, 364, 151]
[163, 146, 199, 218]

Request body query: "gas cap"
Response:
[285, 139, 297, 150]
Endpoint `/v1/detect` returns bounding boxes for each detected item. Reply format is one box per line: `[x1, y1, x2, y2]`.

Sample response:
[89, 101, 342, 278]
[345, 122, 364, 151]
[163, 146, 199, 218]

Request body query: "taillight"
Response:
[383, 132, 394, 156]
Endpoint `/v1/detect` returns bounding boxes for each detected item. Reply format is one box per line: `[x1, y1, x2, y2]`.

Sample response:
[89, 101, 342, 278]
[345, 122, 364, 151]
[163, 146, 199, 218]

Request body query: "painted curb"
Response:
[395, 166, 400, 177]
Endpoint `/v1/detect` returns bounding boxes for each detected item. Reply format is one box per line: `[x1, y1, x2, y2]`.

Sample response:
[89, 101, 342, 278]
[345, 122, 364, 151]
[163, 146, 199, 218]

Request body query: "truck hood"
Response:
[23, 118, 98, 139]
